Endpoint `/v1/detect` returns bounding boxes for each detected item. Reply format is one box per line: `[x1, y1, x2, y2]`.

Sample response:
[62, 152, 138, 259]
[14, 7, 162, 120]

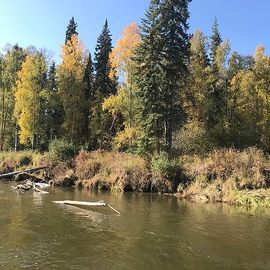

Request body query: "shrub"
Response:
[151, 152, 180, 181]
[75, 150, 101, 179]
[0, 151, 33, 173]
[174, 121, 214, 154]
[180, 147, 269, 189]
[48, 139, 78, 162]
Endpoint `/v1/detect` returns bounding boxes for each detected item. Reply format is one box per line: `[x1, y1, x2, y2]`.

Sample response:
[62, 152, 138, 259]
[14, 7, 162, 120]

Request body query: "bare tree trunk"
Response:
[14, 124, 18, 151]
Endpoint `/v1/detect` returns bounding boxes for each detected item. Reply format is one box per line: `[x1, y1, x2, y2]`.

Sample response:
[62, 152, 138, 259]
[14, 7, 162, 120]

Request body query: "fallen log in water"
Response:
[0, 166, 47, 180]
[11, 181, 50, 195]
[33, 186, 49, 194]
[53, 200, 121, 215]
[35, 183, 50, 189]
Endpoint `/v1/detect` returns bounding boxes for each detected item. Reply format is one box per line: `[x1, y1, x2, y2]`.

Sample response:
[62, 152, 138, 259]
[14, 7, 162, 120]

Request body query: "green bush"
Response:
[151, 152, 179, 181]
[49, 139, 78, 162]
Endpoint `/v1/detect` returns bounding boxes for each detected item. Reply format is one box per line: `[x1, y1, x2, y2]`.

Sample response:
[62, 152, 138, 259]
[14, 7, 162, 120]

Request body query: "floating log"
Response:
[0, 166, 47, 179]
[53, 200, 121, 215]
[53, 200, 107, 207]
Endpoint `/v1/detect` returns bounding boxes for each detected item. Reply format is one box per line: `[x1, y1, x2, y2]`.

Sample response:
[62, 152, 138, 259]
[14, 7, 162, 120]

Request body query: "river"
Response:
[0, 182, 270, 270]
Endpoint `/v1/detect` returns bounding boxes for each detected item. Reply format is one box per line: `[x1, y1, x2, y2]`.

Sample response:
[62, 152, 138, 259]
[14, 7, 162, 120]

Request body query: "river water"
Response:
[0, 182, 270, 270]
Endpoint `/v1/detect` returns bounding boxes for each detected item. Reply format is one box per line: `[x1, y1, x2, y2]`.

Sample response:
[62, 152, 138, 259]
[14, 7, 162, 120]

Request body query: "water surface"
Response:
[0, 182, 270, 270]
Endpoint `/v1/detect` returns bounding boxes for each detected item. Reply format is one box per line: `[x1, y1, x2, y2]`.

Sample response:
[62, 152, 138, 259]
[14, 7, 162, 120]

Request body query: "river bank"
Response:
[1, 148, 270, 207]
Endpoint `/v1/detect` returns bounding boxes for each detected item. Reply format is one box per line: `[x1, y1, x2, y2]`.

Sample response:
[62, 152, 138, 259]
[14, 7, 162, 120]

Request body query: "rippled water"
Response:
[1, 182, 270, 270]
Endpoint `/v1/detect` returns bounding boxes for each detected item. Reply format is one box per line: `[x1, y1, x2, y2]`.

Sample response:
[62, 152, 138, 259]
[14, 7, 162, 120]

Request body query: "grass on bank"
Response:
[2, 141, 270, 207]
[179, 147, 270, 206]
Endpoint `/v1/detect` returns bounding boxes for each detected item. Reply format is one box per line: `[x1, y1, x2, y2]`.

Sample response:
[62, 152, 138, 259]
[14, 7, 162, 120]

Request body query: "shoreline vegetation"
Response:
[2, 147, 270, 208]
[1, 0, 270, 210]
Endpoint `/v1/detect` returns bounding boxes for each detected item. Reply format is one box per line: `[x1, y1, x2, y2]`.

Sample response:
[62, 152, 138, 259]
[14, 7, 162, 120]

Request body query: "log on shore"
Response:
[0, 166, 47, 180]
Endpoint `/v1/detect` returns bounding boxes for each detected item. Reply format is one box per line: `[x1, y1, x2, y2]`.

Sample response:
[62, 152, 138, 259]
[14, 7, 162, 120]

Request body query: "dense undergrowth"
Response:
[1, 147, 270, 207]
[178, 147, 270, 206]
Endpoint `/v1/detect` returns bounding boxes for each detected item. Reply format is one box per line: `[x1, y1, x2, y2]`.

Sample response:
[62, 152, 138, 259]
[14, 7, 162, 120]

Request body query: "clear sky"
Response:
[0, 0, 269, 62]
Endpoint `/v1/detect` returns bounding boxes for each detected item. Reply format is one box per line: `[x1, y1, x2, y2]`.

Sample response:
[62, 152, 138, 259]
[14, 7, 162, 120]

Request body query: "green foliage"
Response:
[90, 20, 118, 149]
[134, 0, 191, 155]
[94, 20, 116, 97]
[65, 17, 78, 44]
[174, 121, 214, 155]
[49, 139, 78, 162]
[210, 17, 222, 64]
[151, 152, 179, 181]
[1, 3, 270, 160]
[47, 61, 57, 91]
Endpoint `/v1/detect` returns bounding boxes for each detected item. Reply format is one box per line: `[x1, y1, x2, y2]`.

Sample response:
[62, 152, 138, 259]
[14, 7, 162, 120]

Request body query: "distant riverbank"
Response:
[1, 148, 270, 207]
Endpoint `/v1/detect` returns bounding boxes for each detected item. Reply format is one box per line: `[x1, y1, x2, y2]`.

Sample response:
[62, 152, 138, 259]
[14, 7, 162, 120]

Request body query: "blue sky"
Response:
[0, 0, 269, 62]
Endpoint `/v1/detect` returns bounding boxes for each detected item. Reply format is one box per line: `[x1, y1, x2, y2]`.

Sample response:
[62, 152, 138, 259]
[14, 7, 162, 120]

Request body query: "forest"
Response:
[0, 0, 270, 158]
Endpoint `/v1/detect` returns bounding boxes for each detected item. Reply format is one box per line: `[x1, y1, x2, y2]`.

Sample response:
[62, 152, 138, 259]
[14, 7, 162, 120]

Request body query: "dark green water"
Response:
[1, 182, 270, 270]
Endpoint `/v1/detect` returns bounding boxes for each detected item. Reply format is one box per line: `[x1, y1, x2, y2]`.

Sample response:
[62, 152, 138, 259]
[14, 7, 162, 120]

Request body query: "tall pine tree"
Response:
[160, 0, 191, 151]
[90, 20, 117, 149]
[94, 20, 116, 97]
[206, 18, 230, 144]
[134, 0, 191, 154]
[210, 17, 222, 64]
[48, 61, 57, 91]
[84, 53, 94, 99]
[134, 0, 164, 154]
[65, 17, 78, 44]
[46, 61, 64, 141]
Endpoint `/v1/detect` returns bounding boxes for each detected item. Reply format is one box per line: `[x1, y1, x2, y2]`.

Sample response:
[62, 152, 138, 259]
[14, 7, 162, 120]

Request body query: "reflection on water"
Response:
[1, 182, 270, 270]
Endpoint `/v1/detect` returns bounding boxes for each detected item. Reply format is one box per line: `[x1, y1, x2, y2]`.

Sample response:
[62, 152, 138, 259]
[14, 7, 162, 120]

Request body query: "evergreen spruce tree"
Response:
[46, 61, 64, 141]
[134, 0, 191, 154]
[83, 53, 94, 99]
[160, 0, 191, 151]
[48, 61, 57, 91]
[206, 18, 224, 130]
[65, 17, 78, 44]
[90, 20, 117, 149]
[134, 0, 164, 154]
[94, 20, 116, 97]
[210, 17, 222, 64]
[206, 18, 230, 145]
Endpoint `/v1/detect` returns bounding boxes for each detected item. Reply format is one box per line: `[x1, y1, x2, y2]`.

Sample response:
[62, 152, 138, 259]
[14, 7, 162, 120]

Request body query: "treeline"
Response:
[0, 0, 270, 157]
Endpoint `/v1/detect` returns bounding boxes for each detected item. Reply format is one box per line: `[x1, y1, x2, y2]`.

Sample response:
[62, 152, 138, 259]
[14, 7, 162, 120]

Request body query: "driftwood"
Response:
[53, 200, 121, 215]
[35, 183, 50, 189]
[0, 166, 47, 180]
[33, 186, 49, 194]
[11, 181, 50, 195]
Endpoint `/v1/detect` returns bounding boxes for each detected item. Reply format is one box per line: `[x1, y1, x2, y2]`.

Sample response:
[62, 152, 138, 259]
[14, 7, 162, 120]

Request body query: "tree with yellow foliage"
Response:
[228, 46, 270, 150]
[58, 34, 89, 144]
[14, 52, 47, 149]
[103, 23, 141, 151]
[109, 22, 141, 80]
